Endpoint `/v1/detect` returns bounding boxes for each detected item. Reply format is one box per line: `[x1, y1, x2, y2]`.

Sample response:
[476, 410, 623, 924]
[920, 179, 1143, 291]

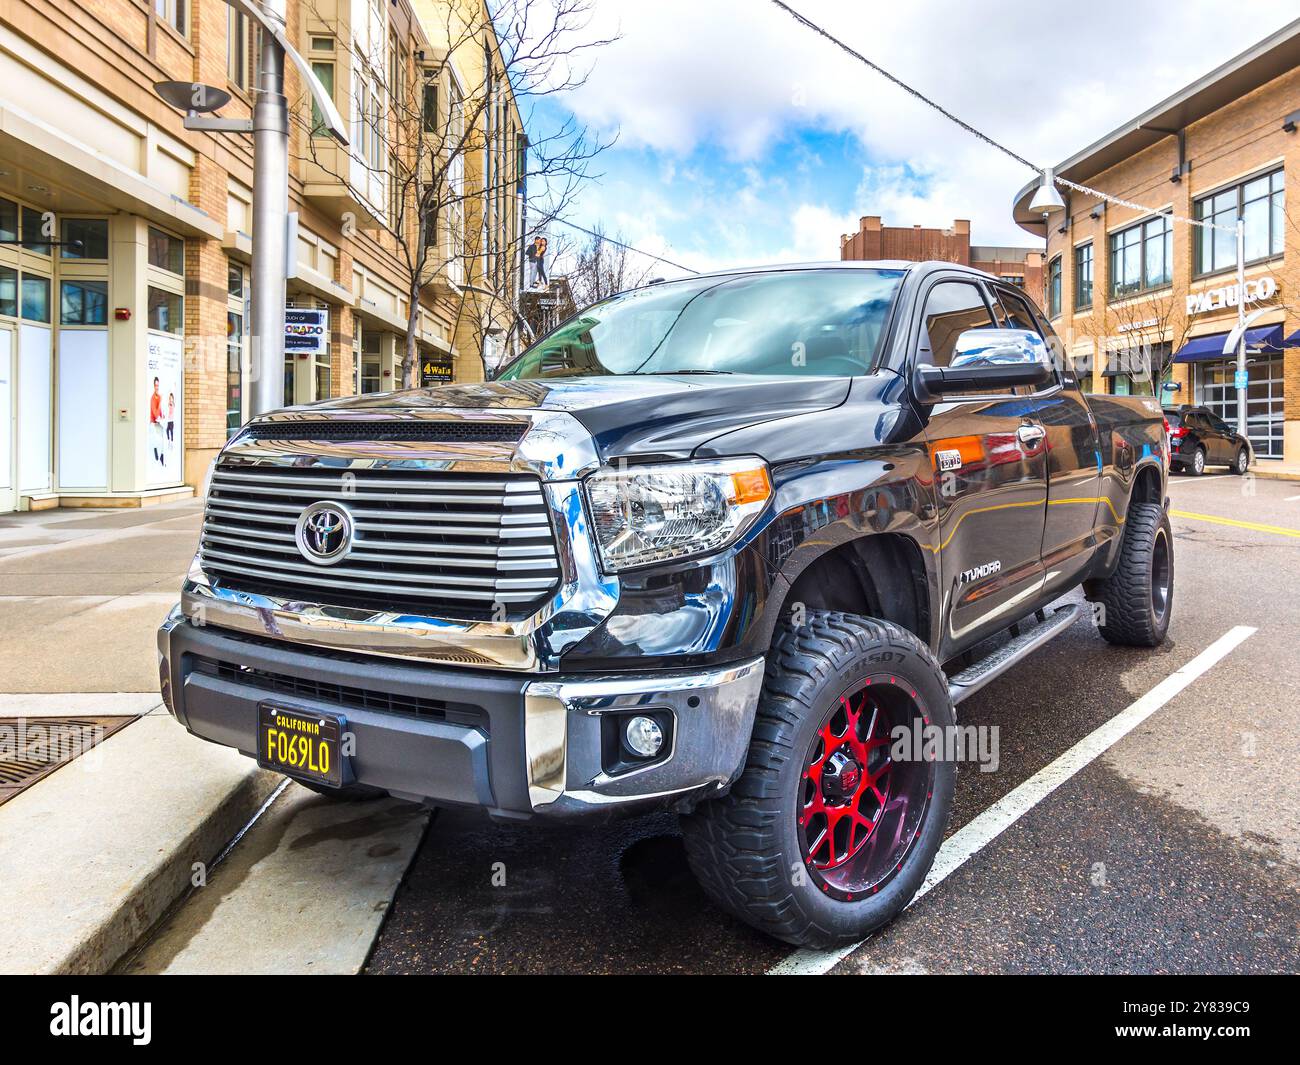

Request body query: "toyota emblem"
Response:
[294, 501, 354, 566]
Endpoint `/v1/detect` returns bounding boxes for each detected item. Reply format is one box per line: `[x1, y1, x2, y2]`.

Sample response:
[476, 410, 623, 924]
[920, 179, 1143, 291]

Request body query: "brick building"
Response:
[0, 0, 522, 513]
[1011, 18, 1300, 466]
[840, 216, 1045, 306]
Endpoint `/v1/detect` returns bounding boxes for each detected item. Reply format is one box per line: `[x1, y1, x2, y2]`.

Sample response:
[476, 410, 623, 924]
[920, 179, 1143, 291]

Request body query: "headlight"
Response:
[584, 458, 772, 572]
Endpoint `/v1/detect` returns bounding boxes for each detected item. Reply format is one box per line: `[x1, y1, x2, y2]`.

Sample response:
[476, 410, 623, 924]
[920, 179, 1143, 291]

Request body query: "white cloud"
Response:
[557, 0, 1296, 251]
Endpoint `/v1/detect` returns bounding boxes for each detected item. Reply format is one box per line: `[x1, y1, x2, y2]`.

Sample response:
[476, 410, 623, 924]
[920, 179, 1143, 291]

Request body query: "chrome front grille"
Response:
[198, 462, 561, 621]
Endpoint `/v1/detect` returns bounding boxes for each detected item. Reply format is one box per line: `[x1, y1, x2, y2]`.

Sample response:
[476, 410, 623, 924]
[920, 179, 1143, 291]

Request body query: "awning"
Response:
[1173, 325, 1290, 363]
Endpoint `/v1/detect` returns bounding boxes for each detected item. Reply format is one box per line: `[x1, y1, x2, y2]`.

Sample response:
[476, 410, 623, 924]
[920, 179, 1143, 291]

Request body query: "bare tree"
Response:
[297, 0, 616, 385]
[564, 225, 655, 308]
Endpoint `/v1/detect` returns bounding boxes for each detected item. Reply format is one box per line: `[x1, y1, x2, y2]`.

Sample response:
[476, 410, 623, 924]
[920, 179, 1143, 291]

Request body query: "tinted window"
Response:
[919, 281, 995, 368]
[994, 287, 1041, 333]
[498, 269, 904, 380]
[1162, 410, 1182, 427]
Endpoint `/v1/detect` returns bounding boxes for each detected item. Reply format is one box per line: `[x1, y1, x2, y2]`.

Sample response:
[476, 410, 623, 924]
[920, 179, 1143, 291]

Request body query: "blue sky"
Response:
[527, 0, 1298, 280]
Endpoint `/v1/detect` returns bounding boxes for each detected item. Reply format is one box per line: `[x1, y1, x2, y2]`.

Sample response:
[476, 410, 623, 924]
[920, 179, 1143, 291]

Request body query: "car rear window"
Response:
[1162, 410, 1182, 427]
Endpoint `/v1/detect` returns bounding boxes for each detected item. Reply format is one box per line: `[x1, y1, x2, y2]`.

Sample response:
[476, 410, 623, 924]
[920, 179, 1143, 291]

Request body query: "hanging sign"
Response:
[285, 307, 328, 355]
[421, 359, 453, 387]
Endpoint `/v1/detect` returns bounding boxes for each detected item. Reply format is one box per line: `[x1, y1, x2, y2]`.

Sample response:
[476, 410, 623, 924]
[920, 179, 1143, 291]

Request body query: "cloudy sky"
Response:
[532, 0, 1296, 277]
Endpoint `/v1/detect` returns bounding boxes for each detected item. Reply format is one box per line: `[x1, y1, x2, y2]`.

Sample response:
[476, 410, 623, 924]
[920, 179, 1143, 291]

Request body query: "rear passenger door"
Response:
[915, 276, 1048, 658]
[994, 285, 1103, 594]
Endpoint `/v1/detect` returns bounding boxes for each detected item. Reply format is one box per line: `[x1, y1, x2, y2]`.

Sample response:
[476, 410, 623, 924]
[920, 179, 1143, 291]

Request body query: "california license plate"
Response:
[257, 704, 344, 788]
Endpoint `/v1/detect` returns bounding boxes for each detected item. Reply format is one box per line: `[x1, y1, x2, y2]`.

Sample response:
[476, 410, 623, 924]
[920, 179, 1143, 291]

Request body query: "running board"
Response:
[947, 604, 1081, 706]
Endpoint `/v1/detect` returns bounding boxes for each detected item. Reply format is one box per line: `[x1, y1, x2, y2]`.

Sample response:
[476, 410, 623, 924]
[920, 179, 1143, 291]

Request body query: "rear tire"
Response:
[1190, 447, 1206, 476]
[1095, 502, 1173, 647]
[1231, 447, 1249, 475]
[680, 612, 955, 949]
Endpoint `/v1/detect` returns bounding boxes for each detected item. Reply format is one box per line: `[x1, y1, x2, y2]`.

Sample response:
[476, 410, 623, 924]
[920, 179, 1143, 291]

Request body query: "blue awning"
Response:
[1173, 325, 1289, 363]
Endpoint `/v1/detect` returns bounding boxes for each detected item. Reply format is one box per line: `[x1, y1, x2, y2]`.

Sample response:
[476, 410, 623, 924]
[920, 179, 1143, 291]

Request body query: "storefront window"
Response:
[61, 219, 109, 260]
[1194, 168, 1284, 274]
[0, 198, 16, 243]
[20, 275, 50, 322]
[284, 356, 295, 407]
[314, 355, 331, 401]
[227, 311, 243, 437]
[360, 329, 382, 393]
[1074, 242, 1092, 309]
[148, 227, 184, 274]
[60, 280, 108, 325]
[21, 207, 52, 255]
[147, 286, 183, 333]
[0, 266, 15, 317]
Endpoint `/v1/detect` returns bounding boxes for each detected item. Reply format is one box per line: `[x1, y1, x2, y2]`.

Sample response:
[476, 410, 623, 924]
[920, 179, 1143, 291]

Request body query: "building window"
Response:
[155, 0, 186, 37]
[1046, 256, 1062, 318]
[1109, 215, 1171, 298]
[0, 266, 15, 317]
[61, 219, 109, 260]
[310, 61, 335, 135]
[21, 207, 52, 255]
[60, 280, 108, 325]
[147, 286, 183, 334]
[1074, 242, 1093, 309]
[1195, 168, 1284, 275]
[21, 275, 51, 322]
[1001, 274, 1024, 289]
[148, 227, 184, 275]
[0, 198, 16, 243]
[228, 262, 246, 299]
[227, 9, 249, 90]
[422, 76, 438, 134]
[227, 310, 243, 437]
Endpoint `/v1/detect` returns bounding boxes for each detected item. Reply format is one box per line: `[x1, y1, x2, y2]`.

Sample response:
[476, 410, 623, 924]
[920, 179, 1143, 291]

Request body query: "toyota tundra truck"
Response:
[158, 261, 1172, 948]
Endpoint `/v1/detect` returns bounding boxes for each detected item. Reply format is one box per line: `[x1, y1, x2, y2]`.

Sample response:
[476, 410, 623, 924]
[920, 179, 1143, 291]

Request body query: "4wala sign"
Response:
[1186, 275, 1279, 316]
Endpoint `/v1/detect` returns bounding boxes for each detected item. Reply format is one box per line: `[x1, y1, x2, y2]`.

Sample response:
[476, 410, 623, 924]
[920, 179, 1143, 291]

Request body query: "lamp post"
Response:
[154, 0, 347, 418]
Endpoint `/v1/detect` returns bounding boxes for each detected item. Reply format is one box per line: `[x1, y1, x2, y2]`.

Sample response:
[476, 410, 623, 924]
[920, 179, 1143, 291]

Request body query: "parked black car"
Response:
[1165, 404, 1251, 475]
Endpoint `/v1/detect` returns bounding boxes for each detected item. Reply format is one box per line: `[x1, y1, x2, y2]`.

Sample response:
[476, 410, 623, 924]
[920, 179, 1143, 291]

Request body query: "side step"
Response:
[947, 604, 1081, 706]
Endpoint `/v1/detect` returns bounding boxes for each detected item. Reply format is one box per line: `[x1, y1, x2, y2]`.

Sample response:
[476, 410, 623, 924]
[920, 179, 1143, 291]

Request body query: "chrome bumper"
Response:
[159, 611, 764, 818]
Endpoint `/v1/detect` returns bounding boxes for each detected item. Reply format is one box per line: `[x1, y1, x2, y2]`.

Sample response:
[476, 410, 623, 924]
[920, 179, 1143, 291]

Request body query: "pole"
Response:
[1234, 217, 1248, 441]
[249, 0, 290, 416]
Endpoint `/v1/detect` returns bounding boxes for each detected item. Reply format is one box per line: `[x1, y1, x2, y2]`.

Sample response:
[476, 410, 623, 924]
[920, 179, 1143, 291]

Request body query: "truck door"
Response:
[994, 285, 1103, 597]
[915, 277, 1048, 658]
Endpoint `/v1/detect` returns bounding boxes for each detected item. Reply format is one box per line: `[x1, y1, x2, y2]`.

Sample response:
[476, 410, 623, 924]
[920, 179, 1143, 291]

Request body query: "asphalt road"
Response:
[367, 472, 1300, 974]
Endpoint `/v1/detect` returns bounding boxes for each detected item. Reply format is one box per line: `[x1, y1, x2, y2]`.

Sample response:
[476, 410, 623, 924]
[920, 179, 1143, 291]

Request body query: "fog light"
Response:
[624, 716, 665, 758]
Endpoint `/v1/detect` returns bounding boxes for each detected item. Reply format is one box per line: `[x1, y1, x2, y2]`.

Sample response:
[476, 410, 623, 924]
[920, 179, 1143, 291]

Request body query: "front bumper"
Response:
[158, 611, 764, 819]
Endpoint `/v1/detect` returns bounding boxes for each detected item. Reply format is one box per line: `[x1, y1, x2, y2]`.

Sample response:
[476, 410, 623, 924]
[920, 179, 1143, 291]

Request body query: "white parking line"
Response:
[1168, 475, 1229, 484]
[1285, 494, 1300, 503]
[768, 624, 1257, 976]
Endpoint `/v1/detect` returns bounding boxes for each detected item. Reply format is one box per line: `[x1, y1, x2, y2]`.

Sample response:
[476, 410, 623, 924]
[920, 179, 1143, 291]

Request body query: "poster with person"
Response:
[145, 333, 184, 487]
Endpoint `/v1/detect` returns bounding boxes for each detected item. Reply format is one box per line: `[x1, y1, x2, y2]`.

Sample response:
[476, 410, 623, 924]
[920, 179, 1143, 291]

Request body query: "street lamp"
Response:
[153, 0, 347, 419]
[1029, 169, 1066, 214]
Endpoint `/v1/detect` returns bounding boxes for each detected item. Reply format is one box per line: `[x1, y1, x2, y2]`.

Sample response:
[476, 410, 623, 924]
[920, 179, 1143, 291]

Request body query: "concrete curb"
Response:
[0, 713, 280, 975]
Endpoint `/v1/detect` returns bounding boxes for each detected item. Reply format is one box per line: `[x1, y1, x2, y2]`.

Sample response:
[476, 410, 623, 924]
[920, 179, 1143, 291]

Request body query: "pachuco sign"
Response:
[1186, 276, 1278, 316]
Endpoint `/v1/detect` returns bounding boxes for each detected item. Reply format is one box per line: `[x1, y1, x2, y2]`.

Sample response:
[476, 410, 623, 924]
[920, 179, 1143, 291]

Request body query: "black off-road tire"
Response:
[1095, 502, 1174, 647]
[1231, 447, 1250, 475]
[679, 612, 956, 949]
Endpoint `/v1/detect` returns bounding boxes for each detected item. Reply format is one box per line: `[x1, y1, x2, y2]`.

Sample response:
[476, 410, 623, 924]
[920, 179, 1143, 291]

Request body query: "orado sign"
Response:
[1186, 276, 1278, 316]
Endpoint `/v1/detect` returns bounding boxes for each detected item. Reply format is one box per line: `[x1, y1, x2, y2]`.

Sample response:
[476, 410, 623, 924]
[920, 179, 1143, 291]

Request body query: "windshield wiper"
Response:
[635, 369, 735, 375]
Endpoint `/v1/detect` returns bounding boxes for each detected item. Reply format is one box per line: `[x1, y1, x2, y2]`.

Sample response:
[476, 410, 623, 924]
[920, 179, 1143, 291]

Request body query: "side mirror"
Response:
[914, 328, 1053, 401]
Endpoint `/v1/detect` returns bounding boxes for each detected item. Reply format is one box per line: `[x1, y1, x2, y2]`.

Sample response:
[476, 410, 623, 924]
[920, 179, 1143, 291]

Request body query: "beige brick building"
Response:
[0, 0, 522, 513]
[840, 216, 1045, 307]
[1012, 18, 1300, 466]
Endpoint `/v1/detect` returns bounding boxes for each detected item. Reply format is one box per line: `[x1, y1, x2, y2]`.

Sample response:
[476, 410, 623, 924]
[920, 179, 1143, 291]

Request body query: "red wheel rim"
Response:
[798, 675, 935, 901]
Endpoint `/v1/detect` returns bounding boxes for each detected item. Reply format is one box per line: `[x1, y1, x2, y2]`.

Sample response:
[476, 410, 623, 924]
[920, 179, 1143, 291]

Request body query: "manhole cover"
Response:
[0, 716, 134, 806]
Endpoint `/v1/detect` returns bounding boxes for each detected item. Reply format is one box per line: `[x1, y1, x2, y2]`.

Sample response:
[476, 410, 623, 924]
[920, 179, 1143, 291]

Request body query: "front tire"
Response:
[1231, 447, 1249, 475]
[1095, 502, 1174, 647]
[680, 612, 956, 949]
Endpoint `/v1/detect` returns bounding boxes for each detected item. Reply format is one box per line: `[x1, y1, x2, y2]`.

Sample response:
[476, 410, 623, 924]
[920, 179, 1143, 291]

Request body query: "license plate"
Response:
[257, 704, 344, 787]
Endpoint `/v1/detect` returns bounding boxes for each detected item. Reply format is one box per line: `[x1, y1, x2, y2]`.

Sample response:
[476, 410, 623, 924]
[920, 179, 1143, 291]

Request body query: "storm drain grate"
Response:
[0, 716, 134, 806]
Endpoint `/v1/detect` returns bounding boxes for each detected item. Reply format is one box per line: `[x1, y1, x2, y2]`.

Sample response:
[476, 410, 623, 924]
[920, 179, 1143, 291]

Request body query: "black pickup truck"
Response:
[158, 261, 1171, 948]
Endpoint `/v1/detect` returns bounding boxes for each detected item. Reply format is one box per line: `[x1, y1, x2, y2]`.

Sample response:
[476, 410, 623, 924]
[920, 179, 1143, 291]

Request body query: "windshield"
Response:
[496, 268, 905, 380]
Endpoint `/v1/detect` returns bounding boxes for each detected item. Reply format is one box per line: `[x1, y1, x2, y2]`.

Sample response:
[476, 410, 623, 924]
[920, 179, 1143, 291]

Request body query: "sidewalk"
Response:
[0, 503, 278, 974]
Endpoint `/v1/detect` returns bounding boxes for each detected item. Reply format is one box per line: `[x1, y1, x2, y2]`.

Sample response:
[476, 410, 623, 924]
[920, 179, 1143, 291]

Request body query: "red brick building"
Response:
[840, 216, 1045, 307]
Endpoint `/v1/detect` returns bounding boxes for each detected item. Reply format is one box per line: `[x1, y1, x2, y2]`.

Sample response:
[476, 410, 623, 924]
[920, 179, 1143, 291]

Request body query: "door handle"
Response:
[1017, 424, 1046, 447]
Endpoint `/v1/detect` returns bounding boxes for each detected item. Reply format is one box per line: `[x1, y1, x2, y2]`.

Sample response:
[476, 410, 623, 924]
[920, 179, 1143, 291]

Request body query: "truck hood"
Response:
[296, 375, 852, 461]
